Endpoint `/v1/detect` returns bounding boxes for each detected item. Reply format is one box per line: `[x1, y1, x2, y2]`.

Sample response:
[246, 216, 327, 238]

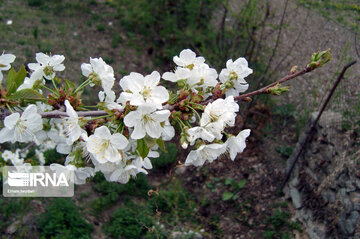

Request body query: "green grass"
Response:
[297, 0, 360, 32]
[89, 172, 150, 213]
[0, 198, 31, 232]
[263, 209, 302, 239]
[37, 198, 93, 239]
[104, 179, 198, 239]
[152, 143, 178, 170]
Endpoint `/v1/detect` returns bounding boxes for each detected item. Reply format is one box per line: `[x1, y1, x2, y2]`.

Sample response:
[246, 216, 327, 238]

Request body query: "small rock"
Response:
[343, 198, 353, 213]
[305, 168, 319, 183]
[171, 231, 183, 238]
[338, 188, 347, 198]
[290, 187, 302, 209]
[322, 190, 336, 203]
[355, 179, 360, 189]
[346, 181, 356, 192]
[290, 177, 299, 187]
[6, 220, 21, 234]
[344, 219, 355, 235]
[337, 174, 348, 188]
[350, 192, 360, 203]
[348, 211, 359, 224]
[174, 166, 186, 175]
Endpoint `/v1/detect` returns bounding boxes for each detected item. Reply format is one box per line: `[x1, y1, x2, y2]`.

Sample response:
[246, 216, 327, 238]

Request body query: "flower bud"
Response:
[179, 90, 190, 100]
[289, 66, 298, 75]
[180, 131, 189, 149]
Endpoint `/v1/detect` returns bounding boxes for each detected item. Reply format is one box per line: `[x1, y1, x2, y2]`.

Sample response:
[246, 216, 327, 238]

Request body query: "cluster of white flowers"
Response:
[0, 49, 253, 185]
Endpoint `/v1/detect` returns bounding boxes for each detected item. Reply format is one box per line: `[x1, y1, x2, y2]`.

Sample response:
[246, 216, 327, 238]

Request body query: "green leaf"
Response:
[237, 179, 247, 189]
[222, 191, 234, 201]
[6, 66, 26, 95]
[137, 138, 149, 158]
[225, 178, 235, 186]
[8, 89, 44, 101]
[64, 79, 75, 92]
[156, 138, 167, 152]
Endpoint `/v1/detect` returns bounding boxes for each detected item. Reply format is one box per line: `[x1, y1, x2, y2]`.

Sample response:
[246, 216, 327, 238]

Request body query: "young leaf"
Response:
[64, 79, 76, 92]
[6, 65, 27, 95]
[137, 138, 149, 158]
[237, 179, 247, 189]
[8, 89, 44, 101]
[222, 191, 234, 201]
[156, 138, 167, 152]
[225, 178, 235, 186]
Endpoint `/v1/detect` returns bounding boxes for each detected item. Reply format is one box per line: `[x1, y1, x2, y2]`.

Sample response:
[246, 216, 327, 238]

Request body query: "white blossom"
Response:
[0, 52, 16, 83]
[185, 143, 226, 167]
[186, 126, 216, 145]
[201, 96, 239, 128]
[98, 90, 123, 111]
[161, 120, 175, 141]
[187, 63, 218, 93]
[28, 52, 65, 80]
[73, 167, 95, 185]
[220, 57, 252, 97]
[35, 149, 45, 165]
[108, 165, 139, 184]
[62, 100, 83, 145]
[81, 57, 115, 92]
[48, 126, 72, 154]
[162, 67, 190, 83]
[124, 105, 170, 139]
[225, 129, 251, 160]
[173, 49, 205, 69]
[118, 71, 169, 109]
[0, 104, 43, 143]
[17, 77, 36, 91]
[2, 150, 24, 166]
[86, 126, 129, 164]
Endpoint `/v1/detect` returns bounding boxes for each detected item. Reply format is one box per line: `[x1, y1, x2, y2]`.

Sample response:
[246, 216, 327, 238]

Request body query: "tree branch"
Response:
[0, 62, 324, 119]
[234, 65, 311, 101]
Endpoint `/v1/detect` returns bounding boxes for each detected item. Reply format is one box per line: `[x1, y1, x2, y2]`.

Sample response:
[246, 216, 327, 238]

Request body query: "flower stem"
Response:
[51, 77, 59, 93]
[41, 84, 58, 95]
[74, 79, 92, 93]
[114, 122, 124, 133]
[187, 105, 201, 121]
[6, 103, 14, 113]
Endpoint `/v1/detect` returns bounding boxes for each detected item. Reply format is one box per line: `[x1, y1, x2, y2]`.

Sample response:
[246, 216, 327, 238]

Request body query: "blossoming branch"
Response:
[0, 49, 331, 185]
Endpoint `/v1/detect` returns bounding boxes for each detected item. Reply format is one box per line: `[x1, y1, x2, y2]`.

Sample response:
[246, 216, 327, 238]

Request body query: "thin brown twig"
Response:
[234, 66, 311, 101]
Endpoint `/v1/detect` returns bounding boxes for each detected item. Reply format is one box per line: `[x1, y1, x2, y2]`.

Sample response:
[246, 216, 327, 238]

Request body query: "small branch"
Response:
[235, 66, 311, 101]
[0, 109, 109, 120]
[41, 110, 108, 118]
[278, 60, 357, 193]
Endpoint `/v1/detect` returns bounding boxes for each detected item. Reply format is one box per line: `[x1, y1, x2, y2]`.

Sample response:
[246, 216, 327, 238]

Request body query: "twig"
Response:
[278, 60, 357, 193]
[235, 65, 312, 101]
